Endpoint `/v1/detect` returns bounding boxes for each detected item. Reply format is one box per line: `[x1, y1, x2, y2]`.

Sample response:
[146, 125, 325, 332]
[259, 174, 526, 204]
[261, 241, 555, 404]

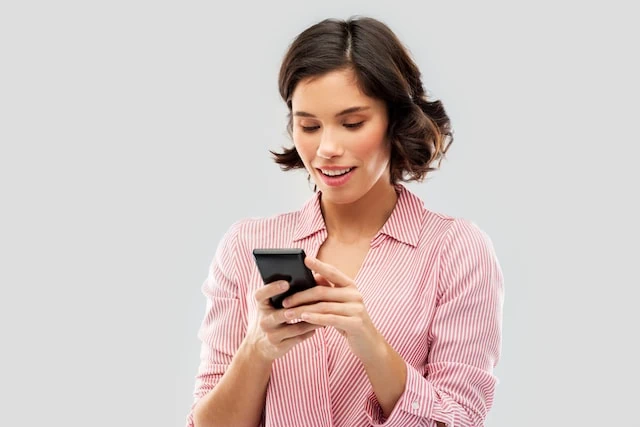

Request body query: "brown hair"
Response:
[271, 16, 453, 184]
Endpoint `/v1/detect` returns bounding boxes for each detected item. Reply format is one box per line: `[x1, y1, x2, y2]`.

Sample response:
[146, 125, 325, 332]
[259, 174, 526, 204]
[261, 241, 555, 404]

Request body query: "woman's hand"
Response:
[244, 280, 324, 363]
[281, 257, 410, 419]
[280, 257, 385, 361]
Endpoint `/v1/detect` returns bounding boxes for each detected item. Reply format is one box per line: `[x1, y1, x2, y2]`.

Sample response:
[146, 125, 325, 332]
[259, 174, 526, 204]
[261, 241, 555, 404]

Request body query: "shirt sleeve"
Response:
[185, 221, 247, 427]
[364, 218, 504, 427]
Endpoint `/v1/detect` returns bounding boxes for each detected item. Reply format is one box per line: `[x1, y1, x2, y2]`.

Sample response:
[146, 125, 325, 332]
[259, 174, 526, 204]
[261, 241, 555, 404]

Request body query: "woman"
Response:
[187, 16, 503, 427]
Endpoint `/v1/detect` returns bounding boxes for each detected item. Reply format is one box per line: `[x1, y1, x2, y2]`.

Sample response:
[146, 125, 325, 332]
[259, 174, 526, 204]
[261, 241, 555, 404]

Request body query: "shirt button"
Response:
[412, 401, 420, 410]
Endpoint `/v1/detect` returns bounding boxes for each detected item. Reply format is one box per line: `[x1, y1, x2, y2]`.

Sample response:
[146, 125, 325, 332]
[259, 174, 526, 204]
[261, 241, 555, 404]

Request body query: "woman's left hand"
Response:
[280, 256, 384, 359]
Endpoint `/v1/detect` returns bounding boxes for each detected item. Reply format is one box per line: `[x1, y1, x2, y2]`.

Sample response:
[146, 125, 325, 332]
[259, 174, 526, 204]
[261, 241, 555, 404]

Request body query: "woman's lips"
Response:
[316, 167, 356, 187]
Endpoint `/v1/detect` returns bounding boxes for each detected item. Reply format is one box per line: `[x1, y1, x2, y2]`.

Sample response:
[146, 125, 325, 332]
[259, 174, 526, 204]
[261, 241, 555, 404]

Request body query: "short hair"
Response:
[272, 16, 453, 184]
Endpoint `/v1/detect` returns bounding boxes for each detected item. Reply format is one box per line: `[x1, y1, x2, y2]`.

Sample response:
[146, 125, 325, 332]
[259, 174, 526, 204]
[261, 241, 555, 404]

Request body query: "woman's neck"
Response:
[319, 179, 398, 244]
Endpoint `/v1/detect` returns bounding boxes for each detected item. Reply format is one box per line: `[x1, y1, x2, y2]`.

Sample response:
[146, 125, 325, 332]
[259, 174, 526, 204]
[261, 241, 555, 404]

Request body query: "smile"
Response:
[319, 167, 354, 176]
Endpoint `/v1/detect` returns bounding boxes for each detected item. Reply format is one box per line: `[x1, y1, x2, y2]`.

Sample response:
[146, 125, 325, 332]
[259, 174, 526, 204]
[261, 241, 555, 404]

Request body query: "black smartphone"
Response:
[252, 248, 317, 309]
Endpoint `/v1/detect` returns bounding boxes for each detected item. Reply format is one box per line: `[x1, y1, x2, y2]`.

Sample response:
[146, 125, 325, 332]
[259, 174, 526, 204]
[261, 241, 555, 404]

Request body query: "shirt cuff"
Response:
[364, 361, 438, 426]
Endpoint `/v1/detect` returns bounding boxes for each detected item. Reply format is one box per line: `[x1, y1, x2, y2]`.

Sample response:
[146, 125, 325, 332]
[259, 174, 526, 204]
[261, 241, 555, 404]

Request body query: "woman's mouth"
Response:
[316, 167, 356, 187]
[319, 167, 354, 177]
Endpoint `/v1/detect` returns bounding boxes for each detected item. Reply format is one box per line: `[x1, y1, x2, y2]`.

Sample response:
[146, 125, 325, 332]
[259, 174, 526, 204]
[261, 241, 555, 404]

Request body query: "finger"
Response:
[299, 312, 360, 330]
[262, 302, 324, 330]
[313, 272, 334, 288]
[305, 257, 354, 288]
[254, 280, 289, 307]
[284, 301, 360, 320]
[282, 285, 359, 308]
[260, 306, 294, 330]
[273, 321, 323, 342]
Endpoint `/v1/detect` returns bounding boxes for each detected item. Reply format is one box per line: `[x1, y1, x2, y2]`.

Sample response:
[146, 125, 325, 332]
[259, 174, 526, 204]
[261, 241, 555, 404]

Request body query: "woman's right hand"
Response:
[245, 280, 323, 362]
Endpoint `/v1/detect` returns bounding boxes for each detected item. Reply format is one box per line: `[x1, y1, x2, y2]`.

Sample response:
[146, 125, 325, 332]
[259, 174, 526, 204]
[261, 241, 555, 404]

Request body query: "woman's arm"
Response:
[187, 222, 320, 427]
[187, 221, 264, 427]
[362, 218, 503, 427]
[283, 218, 504, 426]
[193, 279, 321, 427]
[192, 340, 271, 427]
[357, 330, 447, 427]
[357, 332, 407, 418]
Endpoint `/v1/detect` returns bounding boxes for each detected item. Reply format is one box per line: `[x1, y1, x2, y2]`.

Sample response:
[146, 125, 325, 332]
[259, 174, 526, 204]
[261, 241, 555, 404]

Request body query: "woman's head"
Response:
[272, 16, 453, 199]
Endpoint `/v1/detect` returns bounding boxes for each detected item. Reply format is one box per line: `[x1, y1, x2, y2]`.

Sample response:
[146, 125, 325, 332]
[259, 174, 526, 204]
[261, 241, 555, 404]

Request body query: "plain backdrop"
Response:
[1, 1, 638, 426]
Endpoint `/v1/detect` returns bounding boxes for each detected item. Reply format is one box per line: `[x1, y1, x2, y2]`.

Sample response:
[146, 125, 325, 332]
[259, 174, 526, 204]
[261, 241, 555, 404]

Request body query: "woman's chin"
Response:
[317, 186, 362, 205]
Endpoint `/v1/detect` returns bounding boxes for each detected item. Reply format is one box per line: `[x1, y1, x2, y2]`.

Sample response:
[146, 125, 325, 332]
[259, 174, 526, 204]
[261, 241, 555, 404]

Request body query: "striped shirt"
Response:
[186, 183, 504, 427]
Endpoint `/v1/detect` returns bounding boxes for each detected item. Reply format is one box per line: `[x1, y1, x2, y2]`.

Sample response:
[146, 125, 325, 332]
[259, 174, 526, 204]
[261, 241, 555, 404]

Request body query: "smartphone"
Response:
[252, 248, 317, 309]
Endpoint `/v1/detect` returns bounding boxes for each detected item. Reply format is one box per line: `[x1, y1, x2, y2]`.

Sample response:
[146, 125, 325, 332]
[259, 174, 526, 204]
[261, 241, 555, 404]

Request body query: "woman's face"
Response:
[291, 68, 391, 205]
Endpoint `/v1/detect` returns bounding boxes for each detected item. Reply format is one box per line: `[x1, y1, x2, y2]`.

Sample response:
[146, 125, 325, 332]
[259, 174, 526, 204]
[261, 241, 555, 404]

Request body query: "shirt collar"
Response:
[292, 190, 326, 242]
[293, 183, 424, 247]
[377, 184, 424, 247]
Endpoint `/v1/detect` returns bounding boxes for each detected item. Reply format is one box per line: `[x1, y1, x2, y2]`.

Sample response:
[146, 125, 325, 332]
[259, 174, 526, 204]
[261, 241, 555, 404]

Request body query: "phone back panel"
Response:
[252, 248, 317, 309]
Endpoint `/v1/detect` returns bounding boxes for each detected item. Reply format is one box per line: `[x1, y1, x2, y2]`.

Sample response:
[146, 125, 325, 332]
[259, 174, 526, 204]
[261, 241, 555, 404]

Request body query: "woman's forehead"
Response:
[291, 70, 383, 115]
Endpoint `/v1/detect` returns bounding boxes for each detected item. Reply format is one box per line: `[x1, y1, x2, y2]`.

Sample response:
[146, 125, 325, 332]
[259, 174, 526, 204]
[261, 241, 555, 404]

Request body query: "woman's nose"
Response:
[316, 129, 344, 159]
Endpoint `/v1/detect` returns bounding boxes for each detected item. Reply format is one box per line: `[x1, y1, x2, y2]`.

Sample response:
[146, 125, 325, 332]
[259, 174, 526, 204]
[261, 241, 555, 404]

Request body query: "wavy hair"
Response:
[272, 16, 453, 184]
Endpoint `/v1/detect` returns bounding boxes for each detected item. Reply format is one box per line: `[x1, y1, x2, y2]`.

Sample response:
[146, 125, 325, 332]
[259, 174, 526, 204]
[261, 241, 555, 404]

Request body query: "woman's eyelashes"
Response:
[344, 121, 364, 129]
[300, 121, 364, 133]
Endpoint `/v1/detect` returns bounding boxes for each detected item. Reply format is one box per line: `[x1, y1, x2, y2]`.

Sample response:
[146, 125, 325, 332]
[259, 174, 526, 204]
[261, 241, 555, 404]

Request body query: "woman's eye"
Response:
[300, 122, 363, 132]
[344, 121, 364, 129]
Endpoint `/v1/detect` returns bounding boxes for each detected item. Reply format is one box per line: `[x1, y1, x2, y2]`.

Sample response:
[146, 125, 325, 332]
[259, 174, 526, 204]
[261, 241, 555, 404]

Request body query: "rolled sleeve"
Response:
[185, 221, 247, 427]
[365, 362, 443, 426]
[364, 218, 504, 427]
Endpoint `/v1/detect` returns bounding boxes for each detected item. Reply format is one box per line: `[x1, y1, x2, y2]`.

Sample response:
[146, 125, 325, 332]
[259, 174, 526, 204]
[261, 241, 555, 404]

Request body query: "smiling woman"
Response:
[274, 17, 452, 187]
[290, 69, 391, 201]
[186, 16, 503, 427]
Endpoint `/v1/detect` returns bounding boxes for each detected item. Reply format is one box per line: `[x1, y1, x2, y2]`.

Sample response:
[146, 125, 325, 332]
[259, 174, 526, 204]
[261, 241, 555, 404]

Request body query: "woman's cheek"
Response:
[294, 136, 315, 165]
[353, 126, 385, 154]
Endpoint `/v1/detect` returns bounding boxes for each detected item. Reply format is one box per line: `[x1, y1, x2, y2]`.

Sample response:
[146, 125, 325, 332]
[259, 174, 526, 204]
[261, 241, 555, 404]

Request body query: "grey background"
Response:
[1, 1, 638, 426]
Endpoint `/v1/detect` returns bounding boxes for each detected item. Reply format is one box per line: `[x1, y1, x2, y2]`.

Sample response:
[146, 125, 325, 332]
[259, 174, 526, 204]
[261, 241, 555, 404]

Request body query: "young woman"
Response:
[187, 16, 503, 427]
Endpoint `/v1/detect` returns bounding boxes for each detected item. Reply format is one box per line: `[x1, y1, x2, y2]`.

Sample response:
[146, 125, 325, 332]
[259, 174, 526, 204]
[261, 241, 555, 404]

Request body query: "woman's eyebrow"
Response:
[293, 106, 371, 118]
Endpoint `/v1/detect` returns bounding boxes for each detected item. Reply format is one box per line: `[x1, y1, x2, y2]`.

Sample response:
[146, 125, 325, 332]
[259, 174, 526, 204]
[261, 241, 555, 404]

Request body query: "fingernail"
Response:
[282, 298, 290, 308]
[279, 281, 289, 290]
[284, 310, 295, 319]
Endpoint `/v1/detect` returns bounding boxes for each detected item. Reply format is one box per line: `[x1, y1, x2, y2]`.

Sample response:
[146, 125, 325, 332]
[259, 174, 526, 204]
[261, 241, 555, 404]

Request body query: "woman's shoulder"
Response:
[398, 187, 468, 234]
[419, 208, 493, 251]
[223, 191, 321, 245]
[430, 213, 500, 266]
[423, 208, 495, 249]
[385, 184, 496, 248]
[403, 190, 492, 249]
[217, 204, 310, 251]
[423, 207, 488, 235]
[228, 209, 301, 234]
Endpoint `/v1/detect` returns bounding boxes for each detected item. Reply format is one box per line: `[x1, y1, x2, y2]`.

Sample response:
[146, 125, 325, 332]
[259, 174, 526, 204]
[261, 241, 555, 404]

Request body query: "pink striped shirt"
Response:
[186, 184, 504, 427]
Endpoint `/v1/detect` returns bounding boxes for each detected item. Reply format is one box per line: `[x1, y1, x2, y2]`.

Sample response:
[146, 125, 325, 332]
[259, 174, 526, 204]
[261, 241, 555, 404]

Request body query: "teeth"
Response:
[321, 168, 353, 176]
